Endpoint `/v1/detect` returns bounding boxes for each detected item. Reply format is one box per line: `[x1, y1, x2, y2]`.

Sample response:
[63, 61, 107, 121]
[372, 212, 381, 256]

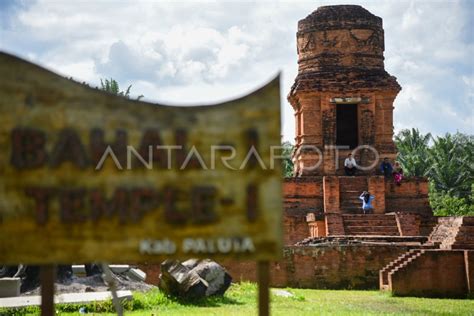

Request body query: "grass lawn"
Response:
[2, 282, 473, 316]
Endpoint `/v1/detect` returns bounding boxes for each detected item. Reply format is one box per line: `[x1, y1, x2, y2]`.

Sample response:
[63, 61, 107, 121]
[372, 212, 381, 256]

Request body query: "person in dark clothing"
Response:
[380, 157, 393, 178]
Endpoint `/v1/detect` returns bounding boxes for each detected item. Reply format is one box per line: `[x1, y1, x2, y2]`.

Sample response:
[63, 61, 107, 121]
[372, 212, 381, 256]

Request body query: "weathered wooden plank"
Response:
[0, 52, 283, 263]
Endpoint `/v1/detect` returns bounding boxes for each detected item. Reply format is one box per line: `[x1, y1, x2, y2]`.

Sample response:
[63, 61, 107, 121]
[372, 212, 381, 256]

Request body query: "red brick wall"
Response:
[284, 215, 310, 245]
[395, 213, 421, 236]
[279, 245, 410, 289]
[140, 244, 415, 289]
[467, 251, 474, 294]
[283, 178, 323, 244]
[224, 244, 414, 289]
[368, 176, 385, 213]
[385, 178, 432, 216]
[283, 177, 323, 213]
[389, 250, 472, 298]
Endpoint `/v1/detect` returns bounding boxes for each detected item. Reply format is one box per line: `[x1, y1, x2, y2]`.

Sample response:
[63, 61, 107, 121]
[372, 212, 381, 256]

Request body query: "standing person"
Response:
[380, 157, 393, 178]
[392, 161, 404, 186]
[359, 191, 375, 214]
[344, 153, 357, 176]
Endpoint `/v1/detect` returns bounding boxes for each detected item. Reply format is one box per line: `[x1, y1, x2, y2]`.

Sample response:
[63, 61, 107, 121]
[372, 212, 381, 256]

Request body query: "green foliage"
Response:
[395, 129, 473, 216]
[281, 141, 294, 178]
[100, 78, 144, 100]
[4, 284, 474, 316]
[430, 184, 474, 216]
[394, 128, 432, 177]
[428, 133, 473, 197]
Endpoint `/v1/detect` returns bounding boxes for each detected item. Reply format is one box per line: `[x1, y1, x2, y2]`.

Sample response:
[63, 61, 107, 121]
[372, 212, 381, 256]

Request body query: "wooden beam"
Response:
[40, 265, 55, 316]
[258, 261, 270, 316]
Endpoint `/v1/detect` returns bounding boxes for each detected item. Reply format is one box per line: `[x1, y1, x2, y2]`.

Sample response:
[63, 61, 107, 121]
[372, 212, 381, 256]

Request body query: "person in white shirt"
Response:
[344, 153, 357, 176]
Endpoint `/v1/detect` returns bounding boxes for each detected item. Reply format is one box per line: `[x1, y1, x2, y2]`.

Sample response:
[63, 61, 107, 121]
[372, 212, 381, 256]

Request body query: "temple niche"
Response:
[288, 5, 400, 176]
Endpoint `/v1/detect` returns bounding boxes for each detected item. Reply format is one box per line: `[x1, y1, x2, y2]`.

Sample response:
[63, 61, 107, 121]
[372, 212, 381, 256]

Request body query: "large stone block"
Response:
[0, 278, 20, 298]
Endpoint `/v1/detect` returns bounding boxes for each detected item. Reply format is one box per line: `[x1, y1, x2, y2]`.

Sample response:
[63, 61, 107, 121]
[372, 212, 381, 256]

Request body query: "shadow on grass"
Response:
[166, 294, 244, 307]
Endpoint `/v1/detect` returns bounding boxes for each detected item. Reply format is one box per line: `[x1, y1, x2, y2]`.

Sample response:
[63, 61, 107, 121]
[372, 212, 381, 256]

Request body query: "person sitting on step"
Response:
[380, 157, 393, 178]
[344, 153, 357, 176]
[392, 161, 404, 186]
[359, 191, 375, 214]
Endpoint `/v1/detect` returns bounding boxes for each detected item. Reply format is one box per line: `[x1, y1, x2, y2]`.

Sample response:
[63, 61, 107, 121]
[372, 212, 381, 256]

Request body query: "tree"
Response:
[395, 128, 432, 177]
[395, 129, 473, 216]
[100, 78, 144, 100]
[428, 133, 473, 199]
[282, 141, 294, 178]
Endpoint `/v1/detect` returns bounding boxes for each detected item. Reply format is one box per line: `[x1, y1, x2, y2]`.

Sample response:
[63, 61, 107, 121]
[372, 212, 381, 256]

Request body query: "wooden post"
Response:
[258, 261, 270, 316]
[40, 265, 56, 316]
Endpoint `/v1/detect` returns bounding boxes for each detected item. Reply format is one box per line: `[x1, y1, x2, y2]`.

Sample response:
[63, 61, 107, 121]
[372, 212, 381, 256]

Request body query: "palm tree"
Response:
[394, 128, 432, 177]
[428, 133, 473, 199]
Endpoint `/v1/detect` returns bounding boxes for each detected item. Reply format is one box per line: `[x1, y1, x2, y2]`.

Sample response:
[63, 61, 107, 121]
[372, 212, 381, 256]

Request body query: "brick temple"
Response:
[289, 4, 399, 177]
[142, 5, 474, 296]
[284, 4, 434, 240]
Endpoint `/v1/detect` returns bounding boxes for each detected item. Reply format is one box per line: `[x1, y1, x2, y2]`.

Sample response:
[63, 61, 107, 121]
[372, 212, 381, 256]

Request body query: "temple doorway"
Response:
[336, 103, 358, 149]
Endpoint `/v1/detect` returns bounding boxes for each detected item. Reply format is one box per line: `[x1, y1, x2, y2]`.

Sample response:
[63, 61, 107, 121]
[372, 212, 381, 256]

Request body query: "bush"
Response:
[430, 188, 474, 216]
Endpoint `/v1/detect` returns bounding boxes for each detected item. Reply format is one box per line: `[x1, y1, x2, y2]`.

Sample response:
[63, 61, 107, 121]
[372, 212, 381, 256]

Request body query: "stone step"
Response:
[340, 196, 364, 202]
[342, 209, 367, 215]
[340, 207, 363, 213]
[344, 219, 398, 226]
[461, 217, 474, 225]
[454, 234, 474, 242]
[345, 230, 400, 236]
[340, 202, 361, 208]
[339, 179, 368, 191]
[345, 226, 399, 233]
[387, 251, 418, 268]
[340, 197, 361, 202]
[345, 231, 400, 236]
[340, 185, 368, 192]
[336, 170, 374, 176]
[339, 196, 362, 205]
[458, 226, 474, 233]
[340, 189, 363, 194]
[343, 214, 396, 219]
[339, 176, 368, 183]
[341, 206, 363, 211]
[343, 215, 396, 221]
[389, 252, 425, 274]
[451, 243, 474, 249]
[380, 249, 423, 286]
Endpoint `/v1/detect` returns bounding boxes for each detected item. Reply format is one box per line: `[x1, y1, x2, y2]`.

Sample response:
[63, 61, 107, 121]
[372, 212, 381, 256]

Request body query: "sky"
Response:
[0, 0, 472, 142]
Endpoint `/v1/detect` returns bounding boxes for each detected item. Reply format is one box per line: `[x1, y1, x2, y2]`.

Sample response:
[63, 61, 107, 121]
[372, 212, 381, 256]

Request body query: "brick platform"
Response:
[381, 249, 474, 298]
[140, 237, 431, 290]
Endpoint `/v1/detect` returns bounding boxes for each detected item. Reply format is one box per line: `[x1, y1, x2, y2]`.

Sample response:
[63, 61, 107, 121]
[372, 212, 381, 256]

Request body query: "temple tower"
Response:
[288, 5, 400, 176]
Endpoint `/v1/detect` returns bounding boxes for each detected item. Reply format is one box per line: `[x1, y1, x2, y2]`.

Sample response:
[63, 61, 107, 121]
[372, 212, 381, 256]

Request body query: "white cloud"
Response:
[0, 0, 472, 140]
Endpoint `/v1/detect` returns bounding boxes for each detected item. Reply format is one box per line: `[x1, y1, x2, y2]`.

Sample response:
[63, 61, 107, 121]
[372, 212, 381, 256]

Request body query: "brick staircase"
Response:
[452, 217, 474, 249]
[379, 249, 473, 297]
[342, 214, 400, 236]
[379, 249, 424, 290]
[335, 151, 377, 176]
[429, 217, 474, 250]
[336, 152, 361, 176]
[339, 176, 368, 214]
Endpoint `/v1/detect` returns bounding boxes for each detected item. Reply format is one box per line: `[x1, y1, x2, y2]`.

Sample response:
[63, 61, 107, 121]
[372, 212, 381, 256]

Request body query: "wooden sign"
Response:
[0, 52, 283, 264]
